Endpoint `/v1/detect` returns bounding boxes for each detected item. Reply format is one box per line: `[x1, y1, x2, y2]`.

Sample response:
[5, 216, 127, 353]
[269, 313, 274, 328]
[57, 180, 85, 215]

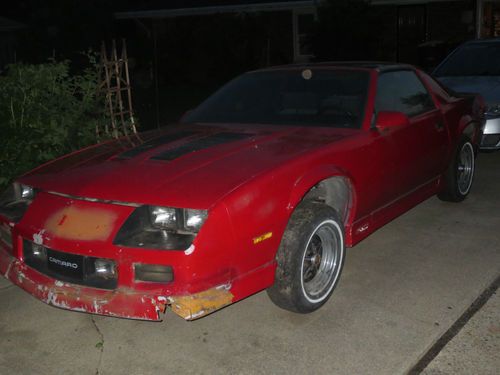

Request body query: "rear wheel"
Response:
[438, 137, 475, 202]
[267, 202, 345, 313]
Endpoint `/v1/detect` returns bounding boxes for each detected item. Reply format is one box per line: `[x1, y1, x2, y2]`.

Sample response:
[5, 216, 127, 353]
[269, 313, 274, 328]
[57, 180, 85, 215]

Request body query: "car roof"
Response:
[256, 61, 416, 73]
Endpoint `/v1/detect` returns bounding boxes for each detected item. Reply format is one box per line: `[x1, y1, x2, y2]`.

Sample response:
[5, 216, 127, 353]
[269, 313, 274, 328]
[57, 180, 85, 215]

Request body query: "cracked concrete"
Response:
[91, 317, 105, 375]
[0, 151, 499, 375]
[422, 287, 500, 375]
[0, 287, 103, 375]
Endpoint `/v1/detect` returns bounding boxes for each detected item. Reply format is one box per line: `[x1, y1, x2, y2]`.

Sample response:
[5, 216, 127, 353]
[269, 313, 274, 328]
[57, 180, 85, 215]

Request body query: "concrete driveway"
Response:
[1, 152, 499, 375]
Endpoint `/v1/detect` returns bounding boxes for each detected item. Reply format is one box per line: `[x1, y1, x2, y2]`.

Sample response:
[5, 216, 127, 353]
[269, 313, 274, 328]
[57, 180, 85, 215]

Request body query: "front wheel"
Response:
[267, 202, 345, 313]
[438, 137, 475, 202]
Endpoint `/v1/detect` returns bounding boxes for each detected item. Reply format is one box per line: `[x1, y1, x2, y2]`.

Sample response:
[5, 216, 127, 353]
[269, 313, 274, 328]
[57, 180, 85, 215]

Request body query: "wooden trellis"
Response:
[97, 39, 140, 143]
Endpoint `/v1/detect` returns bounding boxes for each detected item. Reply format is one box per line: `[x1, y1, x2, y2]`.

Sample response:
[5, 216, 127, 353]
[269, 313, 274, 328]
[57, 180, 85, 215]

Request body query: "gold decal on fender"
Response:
[253, 232, 273, 245]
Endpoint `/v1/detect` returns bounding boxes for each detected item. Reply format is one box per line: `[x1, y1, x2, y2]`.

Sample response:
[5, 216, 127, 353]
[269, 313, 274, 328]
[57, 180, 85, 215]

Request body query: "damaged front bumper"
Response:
[0, 247, 234, 321]
[0, 189, 239, 321]
[1, 248, 167, 320]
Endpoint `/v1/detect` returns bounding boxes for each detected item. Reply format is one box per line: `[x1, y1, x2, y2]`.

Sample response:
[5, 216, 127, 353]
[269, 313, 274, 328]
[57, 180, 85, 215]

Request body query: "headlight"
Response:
[114, 205, 208, 250]
[184, 209, 208, 232]
[150, 206, 177, 230]
[0, 183, 36, 223]
[20, 184, 34, 199]
[149, 206, 208, 233]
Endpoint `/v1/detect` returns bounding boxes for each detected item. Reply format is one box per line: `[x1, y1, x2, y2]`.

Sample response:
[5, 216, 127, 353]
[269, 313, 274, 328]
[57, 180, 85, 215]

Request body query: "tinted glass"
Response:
[420, 71, 452, 104]
[375, 70, 435, 117]
[183, 69, 370, 128]
[434, 42, 500, 76]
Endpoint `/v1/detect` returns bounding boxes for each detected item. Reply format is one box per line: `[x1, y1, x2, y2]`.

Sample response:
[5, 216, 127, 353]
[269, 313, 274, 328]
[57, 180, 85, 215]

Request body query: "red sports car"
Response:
[0, 63, 484, 321]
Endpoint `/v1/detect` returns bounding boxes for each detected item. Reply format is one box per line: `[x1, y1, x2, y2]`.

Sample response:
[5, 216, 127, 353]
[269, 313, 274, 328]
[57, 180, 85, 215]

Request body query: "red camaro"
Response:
[0, 63, 484, 321]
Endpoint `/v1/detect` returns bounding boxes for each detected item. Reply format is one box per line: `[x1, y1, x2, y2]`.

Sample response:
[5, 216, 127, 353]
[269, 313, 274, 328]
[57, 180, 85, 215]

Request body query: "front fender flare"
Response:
[287, 165, 357, 225]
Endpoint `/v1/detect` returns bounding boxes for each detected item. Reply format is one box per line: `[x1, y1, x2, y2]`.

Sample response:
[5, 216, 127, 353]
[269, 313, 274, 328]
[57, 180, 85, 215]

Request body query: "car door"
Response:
[374, 69, 449, 197]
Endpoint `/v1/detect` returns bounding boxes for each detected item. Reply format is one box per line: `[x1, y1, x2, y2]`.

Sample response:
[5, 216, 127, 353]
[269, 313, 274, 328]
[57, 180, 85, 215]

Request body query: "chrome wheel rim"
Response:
[301, 220, 343, 303]
[457, 142, 474, 195]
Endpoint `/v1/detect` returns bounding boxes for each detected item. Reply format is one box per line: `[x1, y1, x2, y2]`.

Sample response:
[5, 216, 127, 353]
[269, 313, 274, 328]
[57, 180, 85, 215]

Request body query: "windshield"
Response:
[434, 42, 500, 76]
[182, 69, 370, 129]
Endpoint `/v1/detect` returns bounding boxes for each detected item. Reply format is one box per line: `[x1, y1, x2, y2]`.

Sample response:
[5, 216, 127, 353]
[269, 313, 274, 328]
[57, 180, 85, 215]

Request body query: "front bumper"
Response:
[480, 117, 500, 150]
[0, 191, 248, 321]
[1, 246, 236, 321]
[0, 247, 167, 320]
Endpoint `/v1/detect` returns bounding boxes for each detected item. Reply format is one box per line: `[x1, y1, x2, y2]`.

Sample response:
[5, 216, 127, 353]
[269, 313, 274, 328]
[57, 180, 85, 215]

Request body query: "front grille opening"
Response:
[23, 239, 117, 290]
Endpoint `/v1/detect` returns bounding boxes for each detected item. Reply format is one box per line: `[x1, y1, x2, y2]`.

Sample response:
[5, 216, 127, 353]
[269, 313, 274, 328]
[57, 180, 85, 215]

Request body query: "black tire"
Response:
[438, 137, 475, 202]
[267, 202, 345, 313]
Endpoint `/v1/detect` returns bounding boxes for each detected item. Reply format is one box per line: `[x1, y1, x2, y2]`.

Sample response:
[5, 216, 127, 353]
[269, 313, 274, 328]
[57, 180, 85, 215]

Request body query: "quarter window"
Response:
[375, 70, 435, 117]
[420, 71, 452, 105]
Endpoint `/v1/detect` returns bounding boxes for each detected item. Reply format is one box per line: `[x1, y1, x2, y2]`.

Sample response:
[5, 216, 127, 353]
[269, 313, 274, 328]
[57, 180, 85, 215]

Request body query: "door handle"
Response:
[435, 121, 444, 131]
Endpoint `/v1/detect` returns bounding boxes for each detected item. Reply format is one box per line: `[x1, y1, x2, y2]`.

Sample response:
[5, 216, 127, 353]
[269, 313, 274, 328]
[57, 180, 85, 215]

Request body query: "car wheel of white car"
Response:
[438, 137, 475, 202]
[267, 202, 345, 313]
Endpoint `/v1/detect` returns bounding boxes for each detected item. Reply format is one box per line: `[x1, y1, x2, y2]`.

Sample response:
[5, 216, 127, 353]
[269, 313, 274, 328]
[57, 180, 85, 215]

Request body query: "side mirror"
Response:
[375, 111, 410, 130]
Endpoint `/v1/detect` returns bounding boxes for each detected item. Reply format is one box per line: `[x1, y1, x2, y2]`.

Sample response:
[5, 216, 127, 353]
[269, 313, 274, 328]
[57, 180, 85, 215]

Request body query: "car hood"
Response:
[19, 124, 359, 209]
[436, 76, 500, 105]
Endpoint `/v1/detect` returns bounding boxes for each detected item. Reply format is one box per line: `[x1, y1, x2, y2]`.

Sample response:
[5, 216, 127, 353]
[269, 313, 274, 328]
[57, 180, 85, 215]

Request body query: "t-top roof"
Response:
[261, 61, 416, 72]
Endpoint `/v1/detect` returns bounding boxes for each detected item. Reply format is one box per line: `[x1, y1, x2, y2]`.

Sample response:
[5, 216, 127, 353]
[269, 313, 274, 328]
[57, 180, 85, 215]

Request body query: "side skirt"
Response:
[349, 177, 440, 246]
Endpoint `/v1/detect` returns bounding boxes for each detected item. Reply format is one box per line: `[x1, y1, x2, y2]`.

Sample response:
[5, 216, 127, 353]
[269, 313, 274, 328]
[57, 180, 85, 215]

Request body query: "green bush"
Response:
[0, 58, 105, 189]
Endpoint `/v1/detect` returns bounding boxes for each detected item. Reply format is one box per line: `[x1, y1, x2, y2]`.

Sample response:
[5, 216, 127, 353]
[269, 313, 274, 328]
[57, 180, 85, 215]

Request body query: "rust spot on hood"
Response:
[44, 206, 117, 241]
[169, 285, 234, 320]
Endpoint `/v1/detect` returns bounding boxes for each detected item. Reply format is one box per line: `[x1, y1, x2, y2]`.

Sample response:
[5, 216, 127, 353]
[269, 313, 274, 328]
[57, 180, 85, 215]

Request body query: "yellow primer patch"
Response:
[45, 206, 117, 241]
[252, 231, 273, 245]
[169, 287, 234, 320]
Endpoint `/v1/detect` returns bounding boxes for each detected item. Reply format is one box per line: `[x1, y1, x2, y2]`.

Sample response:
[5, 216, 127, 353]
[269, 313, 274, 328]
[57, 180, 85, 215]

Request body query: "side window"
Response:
[420, 71, 453, 105]
[375, 70, 436, 117]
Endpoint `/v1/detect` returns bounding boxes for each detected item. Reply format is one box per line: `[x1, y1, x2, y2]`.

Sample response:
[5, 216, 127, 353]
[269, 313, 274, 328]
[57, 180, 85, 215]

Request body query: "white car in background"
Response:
[433, 38, 500, 150]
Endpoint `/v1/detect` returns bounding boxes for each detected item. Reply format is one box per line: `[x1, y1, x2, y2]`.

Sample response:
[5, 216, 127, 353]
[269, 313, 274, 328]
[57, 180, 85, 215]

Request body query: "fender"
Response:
[287, 165, 358, 229]
[458, 115, 481, 145]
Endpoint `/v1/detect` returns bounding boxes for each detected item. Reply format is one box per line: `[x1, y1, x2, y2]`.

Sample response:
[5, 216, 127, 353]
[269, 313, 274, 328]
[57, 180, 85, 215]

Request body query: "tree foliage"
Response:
[0, 58, 104, 188]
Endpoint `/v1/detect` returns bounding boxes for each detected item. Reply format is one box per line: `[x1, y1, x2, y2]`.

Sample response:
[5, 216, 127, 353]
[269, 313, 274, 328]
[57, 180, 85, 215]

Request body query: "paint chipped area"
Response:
[168, 284, 234, 320]
[33, 229, 46, 245]
[0, 251, 166, 321]
[184, 244, 195, 255]
[44, 206, 117, 241]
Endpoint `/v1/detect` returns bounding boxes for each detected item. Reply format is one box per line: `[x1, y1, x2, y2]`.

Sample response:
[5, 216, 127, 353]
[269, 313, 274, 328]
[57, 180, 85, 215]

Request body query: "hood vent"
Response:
[151, 132, 253, 161]
[119, 131, 197, 159]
